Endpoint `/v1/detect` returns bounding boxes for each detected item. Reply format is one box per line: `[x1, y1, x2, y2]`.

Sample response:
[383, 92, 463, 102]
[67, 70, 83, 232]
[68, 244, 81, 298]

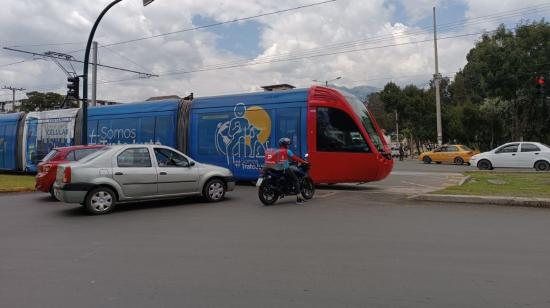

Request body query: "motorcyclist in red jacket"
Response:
[277, 138, 308, 204]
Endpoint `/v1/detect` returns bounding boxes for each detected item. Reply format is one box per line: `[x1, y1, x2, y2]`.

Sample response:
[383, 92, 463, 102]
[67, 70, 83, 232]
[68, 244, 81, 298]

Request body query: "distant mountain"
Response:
[333, 85, 379, 101]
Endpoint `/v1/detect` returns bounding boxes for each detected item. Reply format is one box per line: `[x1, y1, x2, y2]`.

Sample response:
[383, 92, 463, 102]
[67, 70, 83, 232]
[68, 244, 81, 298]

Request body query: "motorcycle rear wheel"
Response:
[259, 182, 279, 205]
[301, 177, 315, 200]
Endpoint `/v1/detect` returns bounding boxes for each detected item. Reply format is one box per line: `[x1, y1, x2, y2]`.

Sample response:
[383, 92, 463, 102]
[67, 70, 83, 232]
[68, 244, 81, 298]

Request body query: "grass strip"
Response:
[0, 174, 36, 192]
[434, 171, 550, 198]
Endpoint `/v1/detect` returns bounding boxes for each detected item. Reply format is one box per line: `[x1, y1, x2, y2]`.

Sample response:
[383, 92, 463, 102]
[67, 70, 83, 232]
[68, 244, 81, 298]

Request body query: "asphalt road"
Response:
[392, 157, 477, 173]
[326, 159, 468, 195]
[2, 172, 550, 307]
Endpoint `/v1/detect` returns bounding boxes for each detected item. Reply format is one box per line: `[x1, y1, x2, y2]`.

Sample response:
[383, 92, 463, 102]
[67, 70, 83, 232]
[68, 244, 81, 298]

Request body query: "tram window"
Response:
[155, 115, 174, 145]
[277, 108, 300, 155]
[198, 113, 231, 156]
[316, 107, 370, 153]
[141, 117, 155, 144]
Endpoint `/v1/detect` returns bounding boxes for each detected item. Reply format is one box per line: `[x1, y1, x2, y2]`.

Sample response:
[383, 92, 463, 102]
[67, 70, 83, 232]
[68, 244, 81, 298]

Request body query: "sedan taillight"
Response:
[62, 166, 71, 183]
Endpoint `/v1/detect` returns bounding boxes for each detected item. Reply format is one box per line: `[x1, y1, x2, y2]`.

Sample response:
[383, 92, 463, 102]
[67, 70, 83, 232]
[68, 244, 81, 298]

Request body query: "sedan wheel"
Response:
[534, 160, 550, 171]
[203, 179, 226, 202]
[423, 156, 432, 164]
[49, 186, 57, 200]
[477, 159, 492, 170]
[454, 157, 464, 165]
[85, 187, 116, 215]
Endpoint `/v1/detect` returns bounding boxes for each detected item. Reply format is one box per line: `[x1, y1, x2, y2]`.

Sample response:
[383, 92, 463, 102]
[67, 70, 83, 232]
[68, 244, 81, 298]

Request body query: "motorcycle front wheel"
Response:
[259, 181, 279, 205]
[301, 177, 315, 200]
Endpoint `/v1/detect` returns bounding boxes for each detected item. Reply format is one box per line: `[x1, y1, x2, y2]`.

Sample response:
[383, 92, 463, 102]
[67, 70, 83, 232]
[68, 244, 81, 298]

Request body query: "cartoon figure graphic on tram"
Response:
[215, 102, 271, 166]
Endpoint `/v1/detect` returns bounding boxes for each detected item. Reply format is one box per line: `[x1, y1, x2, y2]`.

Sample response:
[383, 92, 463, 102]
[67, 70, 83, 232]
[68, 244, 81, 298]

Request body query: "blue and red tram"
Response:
[0, 86, 393, 183]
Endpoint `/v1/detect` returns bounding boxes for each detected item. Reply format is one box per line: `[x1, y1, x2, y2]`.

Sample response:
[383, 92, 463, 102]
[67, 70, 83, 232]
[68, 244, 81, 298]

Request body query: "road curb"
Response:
[0, 188, 35, 193]
[409, 194, 550, 208]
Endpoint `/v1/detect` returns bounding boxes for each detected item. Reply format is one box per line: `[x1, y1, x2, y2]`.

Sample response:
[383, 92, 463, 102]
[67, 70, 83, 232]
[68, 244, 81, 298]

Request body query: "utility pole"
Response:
[433, 6, 443, 146]
[91, 41, 98, 107]
[2, 86, 25, 112]
[395, 110, 399, 143]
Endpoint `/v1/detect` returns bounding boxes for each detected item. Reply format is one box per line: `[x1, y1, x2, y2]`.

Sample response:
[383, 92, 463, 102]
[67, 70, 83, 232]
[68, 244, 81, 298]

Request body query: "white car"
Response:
[469, 142, 550, 171]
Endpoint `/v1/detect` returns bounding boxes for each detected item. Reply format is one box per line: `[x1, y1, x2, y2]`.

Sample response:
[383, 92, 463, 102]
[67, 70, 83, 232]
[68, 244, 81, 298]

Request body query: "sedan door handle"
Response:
[114, 172, 123, 175]
[535, 153, 540, 155]
[512, 154, 516, 156]
[159, 172, 167, 175]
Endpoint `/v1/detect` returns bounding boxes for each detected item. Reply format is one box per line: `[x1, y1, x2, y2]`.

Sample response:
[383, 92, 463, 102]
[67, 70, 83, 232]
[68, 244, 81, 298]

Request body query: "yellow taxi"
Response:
[418, 144, 478, 165]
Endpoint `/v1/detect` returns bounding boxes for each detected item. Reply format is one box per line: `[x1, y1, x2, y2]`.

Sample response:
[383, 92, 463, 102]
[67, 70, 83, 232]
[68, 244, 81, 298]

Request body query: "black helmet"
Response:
[278, 137, 291, 147]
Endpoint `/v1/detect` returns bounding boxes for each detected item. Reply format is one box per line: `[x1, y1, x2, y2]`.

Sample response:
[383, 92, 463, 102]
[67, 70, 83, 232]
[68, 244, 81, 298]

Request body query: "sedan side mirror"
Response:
[189, 161, 196, 167]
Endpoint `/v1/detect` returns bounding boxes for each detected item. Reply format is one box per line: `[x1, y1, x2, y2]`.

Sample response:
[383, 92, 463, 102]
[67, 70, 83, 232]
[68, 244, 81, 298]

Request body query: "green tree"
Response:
[456, 20, 550, 143]
[368, 21, 549, 150]
[379, 82, 436, 152]
[366, 92, 394, 134]
[20, 91, 76, 112]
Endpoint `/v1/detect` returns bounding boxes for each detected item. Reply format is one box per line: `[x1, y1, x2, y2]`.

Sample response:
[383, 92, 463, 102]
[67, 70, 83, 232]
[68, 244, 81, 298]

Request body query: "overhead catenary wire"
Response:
[153, 5, 550, 76]
[2, 2, 548, 73]
[4, 1, 548, 52]
[91, 23, 548, 87]
[10, 24, 528, 95]
[68, 1, 550, 54]
[2, 47, 158, 77]
[156, 32, 487, 77]
[0, 59, 30, 68]
[62, 0, 338, 54]
[3, 3, 549, 100]
[98, 43, 152, 72]
[0, 0, 336, 51]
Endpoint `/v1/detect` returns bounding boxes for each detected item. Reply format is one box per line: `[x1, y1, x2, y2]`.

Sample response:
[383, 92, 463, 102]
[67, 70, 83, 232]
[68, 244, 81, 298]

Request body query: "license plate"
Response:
[256, 178, 264, 187]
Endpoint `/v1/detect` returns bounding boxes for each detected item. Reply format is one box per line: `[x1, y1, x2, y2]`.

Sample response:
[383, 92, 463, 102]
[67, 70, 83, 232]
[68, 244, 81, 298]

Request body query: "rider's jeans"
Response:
[284, 168, 301, 195]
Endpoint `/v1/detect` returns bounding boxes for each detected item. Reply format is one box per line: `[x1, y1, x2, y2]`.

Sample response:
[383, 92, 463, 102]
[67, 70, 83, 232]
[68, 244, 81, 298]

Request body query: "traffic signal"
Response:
[67, 76, 80, 100]
[535, 76, 545, 95]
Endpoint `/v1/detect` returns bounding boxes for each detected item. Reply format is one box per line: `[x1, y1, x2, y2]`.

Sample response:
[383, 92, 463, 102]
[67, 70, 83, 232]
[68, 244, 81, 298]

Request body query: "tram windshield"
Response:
[342, 93, 385, 153]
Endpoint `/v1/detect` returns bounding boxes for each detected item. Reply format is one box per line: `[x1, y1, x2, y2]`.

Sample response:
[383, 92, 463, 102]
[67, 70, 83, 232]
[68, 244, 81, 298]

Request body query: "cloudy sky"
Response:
[1, 0, 549, 103]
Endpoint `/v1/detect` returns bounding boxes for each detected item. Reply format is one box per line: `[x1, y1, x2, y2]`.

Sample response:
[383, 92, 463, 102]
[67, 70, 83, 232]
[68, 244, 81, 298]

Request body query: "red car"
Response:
[36, 145, 105, 198]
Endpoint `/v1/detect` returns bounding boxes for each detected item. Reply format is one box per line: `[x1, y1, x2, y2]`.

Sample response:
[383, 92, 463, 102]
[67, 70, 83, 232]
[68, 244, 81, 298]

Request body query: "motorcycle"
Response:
[256, 157, 315, 205]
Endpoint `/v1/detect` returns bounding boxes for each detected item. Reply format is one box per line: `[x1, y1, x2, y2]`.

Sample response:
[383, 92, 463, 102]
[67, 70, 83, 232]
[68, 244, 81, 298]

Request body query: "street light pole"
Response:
[91, 41, 98, 107]
[313, 76, 342, 87]
[82, 0, 123, 145]
[433, 6, 443, 146]
[81, 0, 155, 145]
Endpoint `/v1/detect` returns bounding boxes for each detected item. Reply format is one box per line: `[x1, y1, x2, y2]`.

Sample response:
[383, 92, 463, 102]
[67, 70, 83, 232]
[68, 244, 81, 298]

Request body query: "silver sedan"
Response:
[54, 144, 235, 214]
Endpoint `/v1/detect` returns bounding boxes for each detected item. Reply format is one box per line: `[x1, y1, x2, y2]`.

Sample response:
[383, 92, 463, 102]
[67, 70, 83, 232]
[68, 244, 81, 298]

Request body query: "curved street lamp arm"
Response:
[82, 0, 124, 145]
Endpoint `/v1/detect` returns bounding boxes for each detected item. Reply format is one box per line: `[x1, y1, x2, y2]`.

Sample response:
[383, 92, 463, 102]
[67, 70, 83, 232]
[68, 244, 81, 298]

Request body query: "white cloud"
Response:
[0, 0, 547, 102]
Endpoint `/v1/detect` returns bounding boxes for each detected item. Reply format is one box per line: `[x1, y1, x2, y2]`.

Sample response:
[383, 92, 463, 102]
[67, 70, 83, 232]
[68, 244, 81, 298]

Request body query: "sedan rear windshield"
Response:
[78, 147, 111, 163]
[41, 150, 59, 162]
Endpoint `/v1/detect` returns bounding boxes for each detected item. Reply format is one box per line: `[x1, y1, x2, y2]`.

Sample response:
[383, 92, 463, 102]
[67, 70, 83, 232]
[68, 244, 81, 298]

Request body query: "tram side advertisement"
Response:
[24, 109, 79, 172]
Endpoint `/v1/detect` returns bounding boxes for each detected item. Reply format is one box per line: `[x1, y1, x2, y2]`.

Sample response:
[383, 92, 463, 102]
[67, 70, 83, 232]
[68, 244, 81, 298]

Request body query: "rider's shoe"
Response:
[296, 197, 305, 205]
